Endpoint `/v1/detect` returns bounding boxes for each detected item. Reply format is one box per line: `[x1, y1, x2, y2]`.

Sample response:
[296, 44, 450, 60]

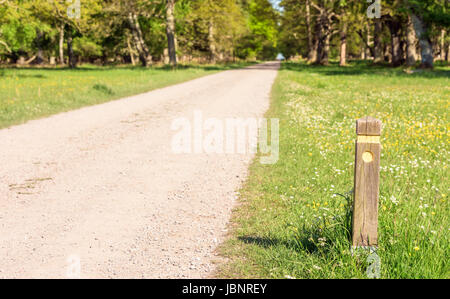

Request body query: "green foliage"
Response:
[237, 0, 279, 60]
[190, 0, 248, 59]
[0, 0, 448, 66]
[278, 0, 306, 58]
[0, 0, 279, 64]
[141, 16, 167, 58]
[0, 19, 36, 53]
[408, 0, 450, 28]
[73, 36, 102, 59]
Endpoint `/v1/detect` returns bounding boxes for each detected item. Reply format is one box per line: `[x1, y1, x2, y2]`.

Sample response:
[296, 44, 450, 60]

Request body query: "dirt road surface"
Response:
[0, 62, 279, 278]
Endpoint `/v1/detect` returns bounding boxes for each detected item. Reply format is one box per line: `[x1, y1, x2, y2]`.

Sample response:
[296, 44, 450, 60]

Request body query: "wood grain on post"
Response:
[352, 116, 382, 248]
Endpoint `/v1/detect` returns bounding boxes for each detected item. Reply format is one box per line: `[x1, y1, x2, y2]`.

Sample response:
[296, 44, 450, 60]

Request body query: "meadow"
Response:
[219, 61, 449, 279]
[0, 63, 252, 129]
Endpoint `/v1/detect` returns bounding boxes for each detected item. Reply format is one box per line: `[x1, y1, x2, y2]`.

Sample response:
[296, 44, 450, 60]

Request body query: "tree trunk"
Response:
[310, 20, 319, 63]
[447, 43, 450, 62]
[387, 18, 402, 67]
[391, 34, 401, 66]
[0, 40, 12, 54]
[315, 16, 323, 64]
[25, 56, 36, 64]
[306, 0, 315, 62]
[315, 13, 330, 65]
[366, 23, 372, 59]
[163, 48, 170, 64]
[406, 15, 417, 67]
[384, 43, 391, 62]
[339, 17, 347, 66]
[126, 34, 136, 66]
[323, 29, 330, 65]
[165, 0, 177, 66]
[440, 29, 445, 61]
[208, 20, 217, 63]
[35, 30, 45, 65]
[373, 19, 383, 63]
[59, 23, 65, 65]
[17, 56, 26, 65]
[67, 29, 76, 68]
[410, 13, 433, 69]
[357, 28, 375, 59]
[128, 12, 152, 67]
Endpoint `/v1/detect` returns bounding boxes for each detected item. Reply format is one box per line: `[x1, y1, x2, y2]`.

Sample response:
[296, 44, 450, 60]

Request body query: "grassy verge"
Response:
[0, 62, 254, 129]
[218, 61, 449, 279]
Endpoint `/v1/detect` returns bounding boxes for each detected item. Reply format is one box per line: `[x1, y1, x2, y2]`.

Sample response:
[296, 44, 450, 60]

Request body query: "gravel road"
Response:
[0, 62, 279, 278]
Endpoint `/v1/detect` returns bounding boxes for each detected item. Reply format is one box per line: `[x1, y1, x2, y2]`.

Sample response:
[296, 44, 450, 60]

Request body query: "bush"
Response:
[73, 37, 102, 61]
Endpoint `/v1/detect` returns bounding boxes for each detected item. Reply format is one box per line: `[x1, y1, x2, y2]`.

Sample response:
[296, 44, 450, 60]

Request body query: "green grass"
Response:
[219, 61, 449, 279]
[0, 62, 253, 129]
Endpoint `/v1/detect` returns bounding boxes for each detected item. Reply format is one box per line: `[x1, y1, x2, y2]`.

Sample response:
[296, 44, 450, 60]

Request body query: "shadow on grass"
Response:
[0, 62, 259, 73]
[283, 60, 450, 79]
[238, 233, 322, 255]
[238, 217, 351, 256]
[238, 189, 353, 256]
[16, 74, 47, 78]
[0, 70, 47, 79]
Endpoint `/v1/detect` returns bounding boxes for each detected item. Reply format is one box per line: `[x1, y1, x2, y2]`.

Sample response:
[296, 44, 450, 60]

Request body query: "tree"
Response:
[311, 0, 341, 65]
[405, 0, 450, 68]
[405, 14, 417, 66]
[184, 0, 247, 62]
[278, 0, 306, 59]
[0, 1, 37, 62]
[8, 0, 445, 68]
[336, 0, 360, 66]
[339, 10, 348, 66]
[305, 0, 315, 62]
[238, 0, 278, 60]
[28, 0, 102, 67]
[373, 18, 383, 63]
[165, 0, 177, 66]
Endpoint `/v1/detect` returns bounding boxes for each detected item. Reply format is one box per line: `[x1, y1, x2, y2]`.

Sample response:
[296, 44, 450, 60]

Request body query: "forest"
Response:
[279, 0, 449, 68]
[0, 1, 449, 68]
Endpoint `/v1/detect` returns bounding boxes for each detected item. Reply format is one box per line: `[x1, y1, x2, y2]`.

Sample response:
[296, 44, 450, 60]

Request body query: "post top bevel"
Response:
[356, 116, 382, 136]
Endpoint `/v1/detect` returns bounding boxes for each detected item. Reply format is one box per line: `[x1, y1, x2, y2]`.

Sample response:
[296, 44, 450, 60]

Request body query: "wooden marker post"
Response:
[352, 116, 382, 248]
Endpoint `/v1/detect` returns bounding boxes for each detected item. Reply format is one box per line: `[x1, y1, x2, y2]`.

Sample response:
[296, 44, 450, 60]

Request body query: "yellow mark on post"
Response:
[362, 151, 374, 163]
[357, 135, 380, 144]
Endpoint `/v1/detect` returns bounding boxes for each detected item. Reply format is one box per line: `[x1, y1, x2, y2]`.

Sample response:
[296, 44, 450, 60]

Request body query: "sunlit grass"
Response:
[219, 61, 449, 279]
[0, 62, 253, 129]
